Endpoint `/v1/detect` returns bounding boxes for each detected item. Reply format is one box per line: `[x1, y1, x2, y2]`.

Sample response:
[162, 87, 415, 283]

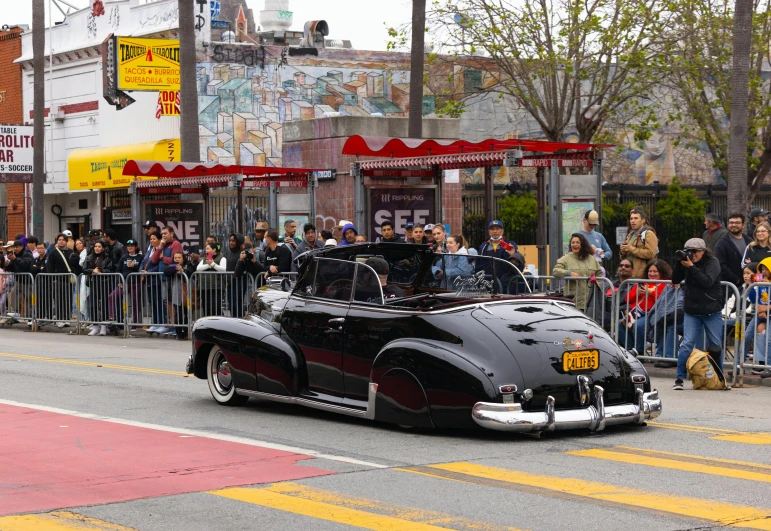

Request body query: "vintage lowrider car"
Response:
[187, 242, 661, 433]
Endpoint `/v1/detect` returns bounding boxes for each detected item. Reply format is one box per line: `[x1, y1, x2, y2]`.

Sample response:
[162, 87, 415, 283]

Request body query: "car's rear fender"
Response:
[372, 339, 499, 429]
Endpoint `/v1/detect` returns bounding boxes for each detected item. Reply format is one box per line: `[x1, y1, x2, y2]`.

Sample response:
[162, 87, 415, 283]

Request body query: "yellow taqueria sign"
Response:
[116, 37, 180, 91]
[68, 139, 179, 191]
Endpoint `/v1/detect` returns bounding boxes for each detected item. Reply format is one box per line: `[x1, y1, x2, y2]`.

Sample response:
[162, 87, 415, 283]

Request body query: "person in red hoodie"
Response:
[151, 226, 184, 334]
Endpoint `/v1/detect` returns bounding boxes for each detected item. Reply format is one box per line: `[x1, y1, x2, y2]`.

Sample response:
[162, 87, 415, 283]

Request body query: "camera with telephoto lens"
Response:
[674, 249, 694, 261]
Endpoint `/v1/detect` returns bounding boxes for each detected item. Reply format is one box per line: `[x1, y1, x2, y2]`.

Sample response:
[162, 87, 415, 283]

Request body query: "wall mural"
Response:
[195, 45, 721, 185]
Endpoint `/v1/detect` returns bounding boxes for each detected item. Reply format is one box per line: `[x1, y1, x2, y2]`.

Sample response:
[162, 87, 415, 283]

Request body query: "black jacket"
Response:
[68, 250, 85, 276]
[118, 253, 142, 278]
[714, 234, 752, 287]
[235, 254, 266, 278]
[5, 247, 34, 275]
[226, 233, 245, 272]
[381, 234, 404, 243]
[107, 241, 124, 265]
[31, 254, 48, 276]
[46, 246, 73, 275]
[264, 244, 292, 274]
[742, 243, 771, 269]
[83, 251, 115, 275]
[672, 254, 724, 316]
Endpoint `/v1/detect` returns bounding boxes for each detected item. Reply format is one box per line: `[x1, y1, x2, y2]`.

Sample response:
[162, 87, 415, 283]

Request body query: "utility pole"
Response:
[408, 0, 426, 139]
[179, 0, 199, 162]
[32, 0, 45, 236]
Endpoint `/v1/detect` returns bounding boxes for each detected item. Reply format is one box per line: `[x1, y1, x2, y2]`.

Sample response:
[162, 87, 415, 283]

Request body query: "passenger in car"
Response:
[366, 257, 405, 300]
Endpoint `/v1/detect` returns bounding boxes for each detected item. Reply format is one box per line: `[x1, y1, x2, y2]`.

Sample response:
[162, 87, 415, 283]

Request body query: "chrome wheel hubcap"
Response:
[211, 351, 232, 394]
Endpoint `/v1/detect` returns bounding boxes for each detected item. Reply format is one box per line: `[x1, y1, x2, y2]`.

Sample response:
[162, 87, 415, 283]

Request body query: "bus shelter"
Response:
[122, 161, 321, 251]
[342, 135, 611, 272]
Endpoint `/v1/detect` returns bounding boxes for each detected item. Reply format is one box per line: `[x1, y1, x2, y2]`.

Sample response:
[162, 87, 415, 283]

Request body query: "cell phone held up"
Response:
[206, 251, 213, 261]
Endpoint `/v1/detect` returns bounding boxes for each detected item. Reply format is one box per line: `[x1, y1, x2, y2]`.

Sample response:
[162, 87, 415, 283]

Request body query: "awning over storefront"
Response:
[122, 160, 320, 178]
[68, 139, 180, 191]
[341, 135, 612, 158]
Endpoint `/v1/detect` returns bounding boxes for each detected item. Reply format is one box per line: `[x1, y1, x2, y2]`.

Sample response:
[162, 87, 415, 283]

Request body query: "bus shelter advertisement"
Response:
[369, 188, 435, 242]
[0, 125, 34, 180]
[144, 202, 204, 251]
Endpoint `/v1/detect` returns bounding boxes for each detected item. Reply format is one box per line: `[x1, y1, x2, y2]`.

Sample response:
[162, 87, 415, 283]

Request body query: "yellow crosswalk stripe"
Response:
[0, 511, 136, 531]
[397, 462, 771, 530]
[210, 483, 527, 531]
[567, 446, 771, 483]
[649, 421, 771, 444]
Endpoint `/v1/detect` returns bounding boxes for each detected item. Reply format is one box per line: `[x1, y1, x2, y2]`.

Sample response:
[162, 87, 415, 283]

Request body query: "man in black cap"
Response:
[86, 229, 101, 252]
[403, 222, 414, 243]
[748, 208, 768, 237]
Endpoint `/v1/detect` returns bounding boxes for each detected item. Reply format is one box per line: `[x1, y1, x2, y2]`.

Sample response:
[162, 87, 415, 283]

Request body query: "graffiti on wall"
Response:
[196, 47, 436, 167]
[196, 44, 721, 184]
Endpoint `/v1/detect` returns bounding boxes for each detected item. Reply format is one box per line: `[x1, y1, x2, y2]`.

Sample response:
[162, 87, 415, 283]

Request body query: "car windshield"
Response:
[421, 254, 531, 296]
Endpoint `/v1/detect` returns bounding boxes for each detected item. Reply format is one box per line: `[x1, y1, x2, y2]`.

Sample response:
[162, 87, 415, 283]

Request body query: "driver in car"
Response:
[366, 257, 405, 300]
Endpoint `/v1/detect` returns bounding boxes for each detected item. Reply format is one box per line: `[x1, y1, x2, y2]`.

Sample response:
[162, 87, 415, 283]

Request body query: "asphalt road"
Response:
[1, 328, 770, 531]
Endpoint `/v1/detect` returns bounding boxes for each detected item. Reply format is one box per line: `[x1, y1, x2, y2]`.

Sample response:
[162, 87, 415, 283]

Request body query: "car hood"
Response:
[471, 300, 631, 409]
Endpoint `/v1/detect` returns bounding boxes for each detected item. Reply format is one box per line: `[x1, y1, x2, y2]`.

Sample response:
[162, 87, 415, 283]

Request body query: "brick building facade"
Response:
[0, 26, 25, 240]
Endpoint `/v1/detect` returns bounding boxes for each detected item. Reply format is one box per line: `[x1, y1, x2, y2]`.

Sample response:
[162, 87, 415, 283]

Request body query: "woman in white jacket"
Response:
[197, 242, 227, 316]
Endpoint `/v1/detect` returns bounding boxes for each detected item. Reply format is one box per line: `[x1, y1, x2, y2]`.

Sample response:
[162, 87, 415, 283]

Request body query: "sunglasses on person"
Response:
[619, 263, 633, 268]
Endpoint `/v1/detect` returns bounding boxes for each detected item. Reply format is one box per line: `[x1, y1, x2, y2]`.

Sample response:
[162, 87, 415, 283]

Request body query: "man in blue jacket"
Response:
[338, 223, 358, 246]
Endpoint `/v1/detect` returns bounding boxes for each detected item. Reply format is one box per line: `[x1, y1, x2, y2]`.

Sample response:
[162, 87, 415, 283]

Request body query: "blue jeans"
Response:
[676, 312, 723, 381]
[618, 316, 647, 354]
[743, 316, 770, 365]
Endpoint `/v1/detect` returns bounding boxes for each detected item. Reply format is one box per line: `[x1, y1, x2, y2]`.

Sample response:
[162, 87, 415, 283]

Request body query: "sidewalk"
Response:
[644, 364, 771, 388]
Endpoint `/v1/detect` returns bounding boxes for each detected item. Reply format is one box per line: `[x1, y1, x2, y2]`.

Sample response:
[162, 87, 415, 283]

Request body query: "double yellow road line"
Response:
[5, 447, 771, 531]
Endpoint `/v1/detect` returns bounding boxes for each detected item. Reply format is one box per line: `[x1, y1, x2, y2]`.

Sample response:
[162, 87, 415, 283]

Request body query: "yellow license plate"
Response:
[563, 349, 599, 372]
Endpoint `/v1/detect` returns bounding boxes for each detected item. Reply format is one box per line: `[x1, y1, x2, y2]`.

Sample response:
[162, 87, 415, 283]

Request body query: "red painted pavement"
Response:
[0, 404, 333, 515]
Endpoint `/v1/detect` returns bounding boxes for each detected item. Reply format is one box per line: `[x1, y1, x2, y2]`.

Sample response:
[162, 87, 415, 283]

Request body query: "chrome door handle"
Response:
[328, 318, 345, 325]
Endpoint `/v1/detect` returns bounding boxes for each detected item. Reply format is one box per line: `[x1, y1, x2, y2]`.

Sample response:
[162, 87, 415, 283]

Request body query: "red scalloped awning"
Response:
[341, 135, 611, 158]
[122, 160, 320, 178]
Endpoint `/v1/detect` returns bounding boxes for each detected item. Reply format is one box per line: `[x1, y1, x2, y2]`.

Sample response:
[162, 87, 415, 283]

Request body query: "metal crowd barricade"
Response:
[734, 281, 771, 386]
[529, 275, 617, 334]
[124, 271, 192, 338]
[33, 273, 78, 330]
[613, 279, 740, 373]
[76, 272, 126, 336]
[0, 272, 34, 327]
[190, 271, 254, 323]
[0, 273, 35, 325]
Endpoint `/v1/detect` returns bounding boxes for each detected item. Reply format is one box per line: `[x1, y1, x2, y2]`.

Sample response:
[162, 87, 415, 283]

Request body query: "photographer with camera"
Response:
[671, 238, 724, 390]
[235, 242, 266, 280]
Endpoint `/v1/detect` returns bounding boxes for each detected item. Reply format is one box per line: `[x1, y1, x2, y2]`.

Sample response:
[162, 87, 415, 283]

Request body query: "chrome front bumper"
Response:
[471, 387, 661, 433]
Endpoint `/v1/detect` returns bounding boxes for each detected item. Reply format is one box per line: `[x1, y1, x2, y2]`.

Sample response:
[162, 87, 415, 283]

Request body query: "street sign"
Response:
[519, 158, 593, 167]
[243, 177, 308, 188]
[363, 169, 435, 178]
[211, 19, 230, 28]
[116, 37, 180, 92]
[0, 125, 34, 174]
[313, 169, 336, 181]
[210, 0, 221, 16]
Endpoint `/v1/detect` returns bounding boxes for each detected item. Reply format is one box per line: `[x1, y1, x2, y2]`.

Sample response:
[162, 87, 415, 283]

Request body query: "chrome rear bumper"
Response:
[471, 387, 661, 433]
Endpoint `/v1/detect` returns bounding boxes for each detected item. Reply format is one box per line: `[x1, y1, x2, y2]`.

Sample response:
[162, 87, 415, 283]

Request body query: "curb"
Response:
[644, 365, 771, 388]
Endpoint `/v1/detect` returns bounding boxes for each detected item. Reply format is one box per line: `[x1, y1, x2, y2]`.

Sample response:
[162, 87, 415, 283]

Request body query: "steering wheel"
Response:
[323, 278, 353, 298]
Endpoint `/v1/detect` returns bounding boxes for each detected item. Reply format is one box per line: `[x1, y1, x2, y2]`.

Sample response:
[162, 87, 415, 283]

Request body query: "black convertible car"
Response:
[187, 242, 661, 433]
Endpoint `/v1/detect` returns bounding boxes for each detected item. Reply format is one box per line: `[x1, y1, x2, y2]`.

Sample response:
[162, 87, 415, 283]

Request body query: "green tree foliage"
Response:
[497, 192, 538, 230]
[665, 0, 771, 199]
[601, 195, 638, 227]
[654, 179, 709, 225]
[427, 0, 674, 143]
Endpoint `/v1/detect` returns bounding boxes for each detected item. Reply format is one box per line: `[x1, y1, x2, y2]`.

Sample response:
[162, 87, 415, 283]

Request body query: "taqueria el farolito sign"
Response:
[115, 37, 180, 92]
[68, 139, 179, 191]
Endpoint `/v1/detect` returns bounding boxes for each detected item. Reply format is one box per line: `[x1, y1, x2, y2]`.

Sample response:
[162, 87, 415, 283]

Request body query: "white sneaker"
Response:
[56, 322, 66, 328]
[8, 312, 20, 318]
[88, 327, 99, 336]
[99, 325, 107, 336]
